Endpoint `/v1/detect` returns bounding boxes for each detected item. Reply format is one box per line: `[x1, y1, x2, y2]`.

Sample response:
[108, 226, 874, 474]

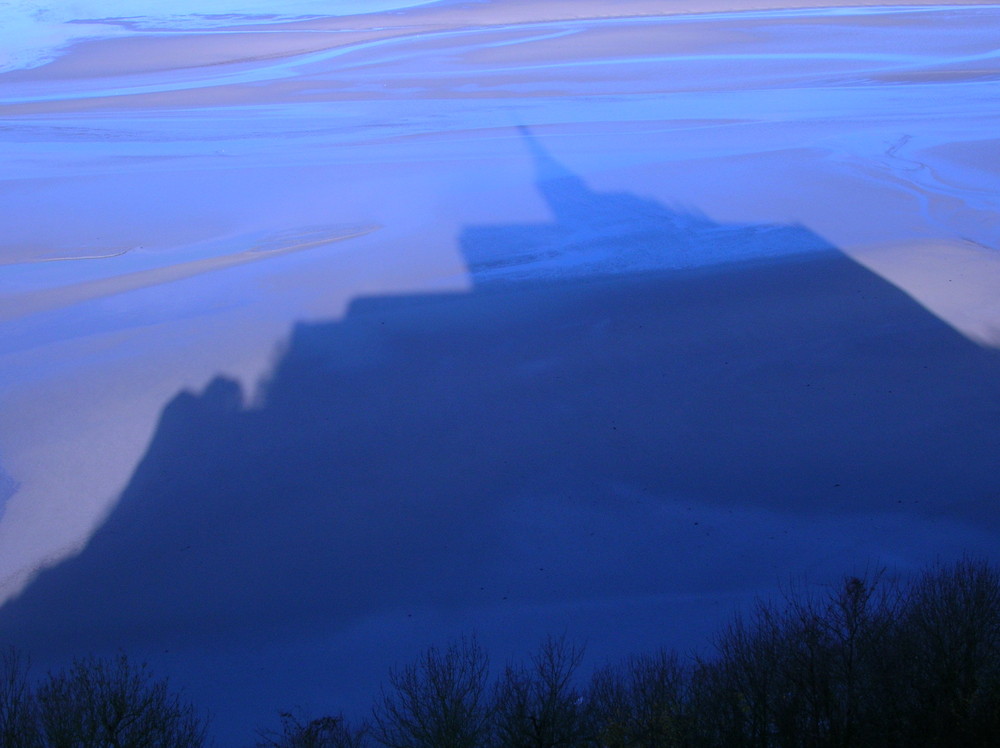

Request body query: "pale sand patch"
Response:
[0, 244, 134, 267]
[2, 2, 996, 117]
[0, 224, 379, 322]
[2, 0, 997, 100]
[456, 22, 752, 68]
[288, 0, 1000, 33]
[923, 137, 1000, 177]
[0, 31, 375, 82]
[844, 239, 1000, 348]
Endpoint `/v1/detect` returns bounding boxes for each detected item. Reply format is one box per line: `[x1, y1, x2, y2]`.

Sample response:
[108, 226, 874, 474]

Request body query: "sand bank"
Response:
[1, 0, 996, 569]
[0, 3, 997, 740]
[3, 1, 999, 108]
[1, 0, 997, 582]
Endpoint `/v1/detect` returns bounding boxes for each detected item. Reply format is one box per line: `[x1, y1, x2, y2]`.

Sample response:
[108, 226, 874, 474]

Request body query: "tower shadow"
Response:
[1, 127, 998, 741]
[461, 125, 831, 281]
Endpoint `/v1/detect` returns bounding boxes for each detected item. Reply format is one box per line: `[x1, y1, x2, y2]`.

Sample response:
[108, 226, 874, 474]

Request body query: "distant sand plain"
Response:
[0, 0, 998, 737]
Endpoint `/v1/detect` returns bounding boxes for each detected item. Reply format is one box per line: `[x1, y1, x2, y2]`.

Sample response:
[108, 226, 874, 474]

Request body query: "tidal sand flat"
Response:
[0, 0, 998, 742]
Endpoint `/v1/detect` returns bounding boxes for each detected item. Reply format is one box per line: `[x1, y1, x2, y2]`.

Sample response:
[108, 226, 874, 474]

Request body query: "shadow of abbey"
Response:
[1, 128, 998, 695]
[462, 127, 831, 280]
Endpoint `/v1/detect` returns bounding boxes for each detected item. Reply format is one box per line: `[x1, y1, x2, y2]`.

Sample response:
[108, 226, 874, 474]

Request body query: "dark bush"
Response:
[35, 653, 208, 748]
[0, 651, 208, 747]
[588, 649, 689, 747]
[6, 559, 999, 746]
[889, 559, 1000, 746]
[371, 636, 493, 748]
[257, 710, 370, 748]
[492, 635, 589, 748]
[0, 647, 40, 748]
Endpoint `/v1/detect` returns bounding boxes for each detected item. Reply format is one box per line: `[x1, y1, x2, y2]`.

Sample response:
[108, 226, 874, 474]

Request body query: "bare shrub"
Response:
[0, 647, 40, 748]
[35, 653, 208, 748]
[492, 635, 589, 748]
[372, 637, 492, 748]
[257, 710, 369, 748]
[891, 558, 1000, 745]
[589, 649, 688, 747]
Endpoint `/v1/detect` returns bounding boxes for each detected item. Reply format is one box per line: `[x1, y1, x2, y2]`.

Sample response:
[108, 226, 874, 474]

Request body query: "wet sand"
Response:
[0, 1, 998, 741]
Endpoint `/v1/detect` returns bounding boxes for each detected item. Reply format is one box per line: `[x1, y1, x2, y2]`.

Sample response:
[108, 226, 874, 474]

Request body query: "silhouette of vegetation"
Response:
[888, 560, 1000, 746]
[589, 649, 689, 747]
[372, 636, 493, 748]
[689, 570, 902, 746]
[256, 710, 369, 748]
[0, 651, 208, 747]
[492, 635, 589, 748]
[0, 647, 39, 748]
[3, 559, 1000, 746]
